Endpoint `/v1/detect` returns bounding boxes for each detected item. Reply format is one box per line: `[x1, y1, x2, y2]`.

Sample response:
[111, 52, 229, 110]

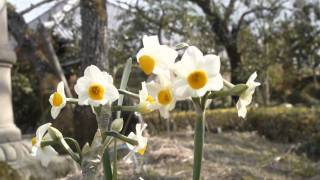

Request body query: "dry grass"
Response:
[118, 131, 319, 180]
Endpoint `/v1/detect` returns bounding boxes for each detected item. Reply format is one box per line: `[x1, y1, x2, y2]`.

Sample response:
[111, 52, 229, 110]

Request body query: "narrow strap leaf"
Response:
[102, 147, 113, 180]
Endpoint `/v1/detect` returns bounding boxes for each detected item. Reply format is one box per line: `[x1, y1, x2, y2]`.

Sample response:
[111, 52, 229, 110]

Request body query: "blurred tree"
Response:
[80, 0, 109, 71]
[188, 0, 283, 84]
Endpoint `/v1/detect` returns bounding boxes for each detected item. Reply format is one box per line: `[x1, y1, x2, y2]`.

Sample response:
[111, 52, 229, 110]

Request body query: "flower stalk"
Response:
[192, 103, 205, 180]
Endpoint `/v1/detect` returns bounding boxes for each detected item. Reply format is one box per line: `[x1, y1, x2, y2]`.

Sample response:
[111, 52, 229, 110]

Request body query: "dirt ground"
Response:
[118, 131, 320, 180]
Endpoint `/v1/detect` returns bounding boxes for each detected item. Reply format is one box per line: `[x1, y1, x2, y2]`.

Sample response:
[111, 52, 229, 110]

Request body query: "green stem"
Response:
[208, 84, 248, 99]
[118, 89, 139, 99]
[103, 131, 138, 146]
[64, 137, 82, 162]
[66, 98, 78, 103]
[40, 140, 56, 147]
[193, 109, 205, 180]
[223, 79, 235, 89]
[59, 138, 81, 164]
[112, 139, 118, 180]
[111, 105, 138, 112]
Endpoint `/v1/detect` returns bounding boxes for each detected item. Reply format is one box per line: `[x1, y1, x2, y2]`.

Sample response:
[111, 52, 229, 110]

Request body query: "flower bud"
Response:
[48, 126, 63, 141]
[111, 118, 124, 132]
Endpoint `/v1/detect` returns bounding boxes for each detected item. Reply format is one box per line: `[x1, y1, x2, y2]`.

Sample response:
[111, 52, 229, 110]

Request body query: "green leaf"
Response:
[102, 147, 113, 180]
[117, 58, 132, 118]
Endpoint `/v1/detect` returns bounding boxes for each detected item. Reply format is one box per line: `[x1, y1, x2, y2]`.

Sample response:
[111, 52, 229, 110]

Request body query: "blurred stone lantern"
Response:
[0, 0, 29, 162]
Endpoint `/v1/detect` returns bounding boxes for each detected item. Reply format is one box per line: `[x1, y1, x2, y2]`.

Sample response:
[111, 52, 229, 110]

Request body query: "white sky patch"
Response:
[8, 0, 58, 22]
[7, 0, 130, 23]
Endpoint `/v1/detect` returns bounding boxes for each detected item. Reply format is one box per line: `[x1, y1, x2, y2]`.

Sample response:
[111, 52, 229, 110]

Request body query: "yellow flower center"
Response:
[88, 83, 105, 100]
[187, 69, 208, 89]
[139, 55, 156, 75]
[157, 89, 172, 105]
[31, 137, 37, 146]
[137, 145, 147, 155]
[52, 92, 63, 107]
[146, 95, 155, 104]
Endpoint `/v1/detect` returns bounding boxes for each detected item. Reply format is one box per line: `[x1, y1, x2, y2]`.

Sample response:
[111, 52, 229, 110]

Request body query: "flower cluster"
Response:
[32, 35, 260, 175]
[135, 35, 260, 118]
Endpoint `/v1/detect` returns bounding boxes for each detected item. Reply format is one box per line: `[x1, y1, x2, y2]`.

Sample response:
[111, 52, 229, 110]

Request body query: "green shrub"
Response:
[246, 107, 320, 142]
[143, 107, 320, 143]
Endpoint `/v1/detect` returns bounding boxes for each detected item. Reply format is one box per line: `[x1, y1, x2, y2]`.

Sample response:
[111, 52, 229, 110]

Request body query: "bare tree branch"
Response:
[236, 6, 273, 32]
[224, 0, 237, 21]
[38, 24, 73, 98]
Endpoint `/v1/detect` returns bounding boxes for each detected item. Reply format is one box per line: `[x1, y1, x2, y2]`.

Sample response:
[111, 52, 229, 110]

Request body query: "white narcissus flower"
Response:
[136, 35, 178, 75]
[124, 123, 148, 163]
[74, 65, 119, 106]
[31, 123, 58, 167]
[146, 74, 176, 119]
[173, 46, 223, 99]
[236, 72, 261, 118]
[49, 81, 66, 119]
[137, 81, 155, 114]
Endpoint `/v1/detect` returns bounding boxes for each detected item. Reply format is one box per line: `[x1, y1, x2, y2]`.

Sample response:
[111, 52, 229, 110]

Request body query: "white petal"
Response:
[137, 136, 148, 150]
[146, 81, 161, 98]
[142, 35, 160, 47]
[173, 58, 194, 78]
[31, 146, 38, 157]
[236, 100, 247, 118]
[239, 94, 253, 107]
[104, 85, 120, 103]
[168, 100, 176, 111]
[36, 123, 52, 143]
[51, 107, 61, 119]
[136, 48, 151, 61]
[153, 46, 177, 71]
[193, 87, 209, 97]
[102, 72, 114, 84]
[159, 107, 170, 119]
[181, 46, 204, 65]
[57, 81, 65, 96]
[126, 132, 137, 151]
[139, 82, 148, 102]
[84, 65, 102, 79]
[158, 73, 172, 88]
[78, 94, 89, 105]
[247, 72, 257, 84]
[39, 146, 58, 167]
[74, 77, 90, 96]
[203, 55, 221, 75]
[88, 99, 107, 107]
[207, 74, 224, 91]
[173, 79, 190, 100]
[49, 93, 54, 106]
[136, 123, 147, 136]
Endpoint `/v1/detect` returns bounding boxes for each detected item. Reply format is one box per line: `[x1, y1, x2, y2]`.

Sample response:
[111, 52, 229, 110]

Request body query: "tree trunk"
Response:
[75, 0, 109, 146]
[79, 0, 108, 71]
[225, 43, 242, 84]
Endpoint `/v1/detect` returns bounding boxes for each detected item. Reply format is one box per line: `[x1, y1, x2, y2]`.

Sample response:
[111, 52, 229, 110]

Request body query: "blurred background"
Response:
[5, 0, 320, 178]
